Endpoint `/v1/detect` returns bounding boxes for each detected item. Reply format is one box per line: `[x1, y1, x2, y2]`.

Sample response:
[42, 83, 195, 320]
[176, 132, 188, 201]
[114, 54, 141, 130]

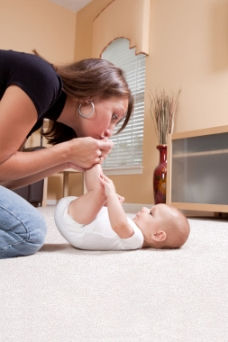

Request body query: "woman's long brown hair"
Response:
[33, 51, 133, 144]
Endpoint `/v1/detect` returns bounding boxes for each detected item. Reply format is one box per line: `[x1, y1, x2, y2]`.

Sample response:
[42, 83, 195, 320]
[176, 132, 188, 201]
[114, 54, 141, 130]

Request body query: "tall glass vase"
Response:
[153, 145, 167, 204]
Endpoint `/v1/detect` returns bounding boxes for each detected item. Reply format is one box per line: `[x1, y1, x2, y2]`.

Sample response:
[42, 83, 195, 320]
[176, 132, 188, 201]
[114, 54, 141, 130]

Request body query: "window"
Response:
[101, 38, 146, 174]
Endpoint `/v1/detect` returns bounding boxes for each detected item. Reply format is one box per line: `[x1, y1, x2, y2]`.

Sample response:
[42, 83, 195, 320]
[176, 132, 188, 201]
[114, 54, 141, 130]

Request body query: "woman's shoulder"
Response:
[0, 49, 62, 115]
[1, 49, 57, 78]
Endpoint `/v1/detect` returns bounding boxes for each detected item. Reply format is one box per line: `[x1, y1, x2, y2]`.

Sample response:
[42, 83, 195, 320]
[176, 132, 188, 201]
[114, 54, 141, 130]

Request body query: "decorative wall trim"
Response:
[93, 0, 115, 21]
[92, 0, 150, 57]
[99, 36, 147, 57]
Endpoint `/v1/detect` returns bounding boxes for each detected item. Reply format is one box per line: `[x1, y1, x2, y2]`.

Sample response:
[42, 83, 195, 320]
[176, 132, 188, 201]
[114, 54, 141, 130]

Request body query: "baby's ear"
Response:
[152, 230, 167, 242]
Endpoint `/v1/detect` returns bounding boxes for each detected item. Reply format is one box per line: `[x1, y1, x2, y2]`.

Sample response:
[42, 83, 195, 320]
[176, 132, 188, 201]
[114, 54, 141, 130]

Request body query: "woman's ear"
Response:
[152, 230, 167, 242]
[78, 100, 95, 119]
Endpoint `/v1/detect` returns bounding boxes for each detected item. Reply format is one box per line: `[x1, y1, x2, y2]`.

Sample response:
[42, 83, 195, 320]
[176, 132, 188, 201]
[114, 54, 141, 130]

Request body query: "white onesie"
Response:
[54, 196, 144, 251]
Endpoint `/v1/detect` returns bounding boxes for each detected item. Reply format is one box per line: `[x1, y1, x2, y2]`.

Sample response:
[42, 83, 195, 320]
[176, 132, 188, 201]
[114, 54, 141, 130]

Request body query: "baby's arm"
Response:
[68, 164, 106, 224]
[100, 174, 134, 238]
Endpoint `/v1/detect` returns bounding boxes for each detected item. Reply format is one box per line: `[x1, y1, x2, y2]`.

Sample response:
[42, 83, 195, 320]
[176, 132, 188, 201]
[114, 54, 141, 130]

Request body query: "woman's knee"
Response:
[0, 209, 47, 258]
[19, 217, 47, 257]
[26, 209, 47, 249]
[0, 186, 47, 258]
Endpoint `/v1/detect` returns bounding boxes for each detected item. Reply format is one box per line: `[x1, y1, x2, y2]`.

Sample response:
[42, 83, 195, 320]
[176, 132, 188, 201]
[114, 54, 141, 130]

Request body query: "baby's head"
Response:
[133, 204, 190, 249]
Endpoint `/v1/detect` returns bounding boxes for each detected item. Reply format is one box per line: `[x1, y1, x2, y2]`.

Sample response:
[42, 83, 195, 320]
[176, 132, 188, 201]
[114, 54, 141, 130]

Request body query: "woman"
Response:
[0, 49, 133, 258]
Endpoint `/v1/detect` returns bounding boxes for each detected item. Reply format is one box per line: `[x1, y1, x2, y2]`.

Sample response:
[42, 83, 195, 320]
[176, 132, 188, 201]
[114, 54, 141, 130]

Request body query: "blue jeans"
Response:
[0, 186, 47, 258]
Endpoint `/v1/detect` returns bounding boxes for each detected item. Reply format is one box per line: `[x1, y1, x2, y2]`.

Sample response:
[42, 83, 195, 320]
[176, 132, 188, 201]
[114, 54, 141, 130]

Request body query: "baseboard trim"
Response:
[123, 203, 152, 213]
[47, 199, 58, 206]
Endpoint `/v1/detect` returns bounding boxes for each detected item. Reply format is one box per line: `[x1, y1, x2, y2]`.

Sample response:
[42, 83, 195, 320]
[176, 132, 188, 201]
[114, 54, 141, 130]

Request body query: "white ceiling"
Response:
[50, 0, 92, 12]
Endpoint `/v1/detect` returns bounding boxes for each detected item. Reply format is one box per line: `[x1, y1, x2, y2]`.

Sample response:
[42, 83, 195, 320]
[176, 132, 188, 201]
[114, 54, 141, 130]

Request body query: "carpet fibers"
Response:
[1, 206, 228, 342]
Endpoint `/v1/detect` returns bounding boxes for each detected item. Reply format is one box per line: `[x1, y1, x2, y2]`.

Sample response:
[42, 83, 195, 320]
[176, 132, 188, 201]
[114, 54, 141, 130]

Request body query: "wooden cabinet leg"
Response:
[42, 177, 48, 207]
[63, 172, 69, 197]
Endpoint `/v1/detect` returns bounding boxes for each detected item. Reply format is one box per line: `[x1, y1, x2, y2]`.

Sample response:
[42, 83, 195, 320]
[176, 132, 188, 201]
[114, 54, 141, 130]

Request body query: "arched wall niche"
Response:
[92, 0, 150, 57]
[100, 36, 144, 58]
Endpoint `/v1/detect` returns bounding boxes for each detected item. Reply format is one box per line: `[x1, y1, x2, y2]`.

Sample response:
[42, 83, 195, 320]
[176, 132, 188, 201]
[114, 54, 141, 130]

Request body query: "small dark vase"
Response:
[153, 145, 167, 204]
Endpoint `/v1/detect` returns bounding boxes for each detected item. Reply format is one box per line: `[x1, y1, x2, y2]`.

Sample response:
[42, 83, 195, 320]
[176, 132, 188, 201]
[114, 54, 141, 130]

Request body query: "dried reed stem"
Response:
[150, 90, 180, 145]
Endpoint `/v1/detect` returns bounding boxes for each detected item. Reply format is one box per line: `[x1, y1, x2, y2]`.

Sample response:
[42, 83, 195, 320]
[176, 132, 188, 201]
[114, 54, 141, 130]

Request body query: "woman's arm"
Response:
[0, 86, 38, 164]
[0, 138, 112, 183]
[0, 86, 113, 184]
[100, 174, 134, 238]
[3, 163, 70, 189]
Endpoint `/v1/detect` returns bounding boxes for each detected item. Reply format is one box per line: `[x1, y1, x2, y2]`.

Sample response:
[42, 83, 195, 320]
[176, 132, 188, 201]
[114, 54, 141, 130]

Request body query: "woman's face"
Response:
[76, 96, 129, 139]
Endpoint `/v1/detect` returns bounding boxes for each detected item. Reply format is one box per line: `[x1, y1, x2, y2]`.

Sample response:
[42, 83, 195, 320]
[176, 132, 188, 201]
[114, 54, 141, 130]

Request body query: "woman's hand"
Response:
[65, 137, 113, 170]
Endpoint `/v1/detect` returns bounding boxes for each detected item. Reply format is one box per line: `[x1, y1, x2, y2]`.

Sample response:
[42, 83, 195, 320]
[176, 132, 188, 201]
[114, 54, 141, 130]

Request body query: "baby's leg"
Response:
[84, 164, 103, 192]
[68, 165, 106, 224]
[85, 165, 125, 204]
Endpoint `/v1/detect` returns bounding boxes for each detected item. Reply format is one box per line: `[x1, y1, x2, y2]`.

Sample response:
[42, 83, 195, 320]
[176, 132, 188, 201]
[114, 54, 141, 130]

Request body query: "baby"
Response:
[54, 164, 190, 250]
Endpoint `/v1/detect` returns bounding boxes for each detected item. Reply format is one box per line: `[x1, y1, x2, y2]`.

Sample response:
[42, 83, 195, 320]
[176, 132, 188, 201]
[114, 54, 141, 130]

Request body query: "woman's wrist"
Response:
[51, 139, 74, 167]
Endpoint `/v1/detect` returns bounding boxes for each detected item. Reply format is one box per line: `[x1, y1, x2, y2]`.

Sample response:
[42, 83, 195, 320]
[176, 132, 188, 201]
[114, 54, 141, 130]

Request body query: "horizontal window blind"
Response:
[102, 38, 146, 174]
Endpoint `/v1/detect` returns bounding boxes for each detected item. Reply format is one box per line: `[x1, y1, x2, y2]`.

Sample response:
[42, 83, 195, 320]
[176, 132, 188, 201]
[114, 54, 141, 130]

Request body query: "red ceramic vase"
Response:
[153, 145, 167, 204]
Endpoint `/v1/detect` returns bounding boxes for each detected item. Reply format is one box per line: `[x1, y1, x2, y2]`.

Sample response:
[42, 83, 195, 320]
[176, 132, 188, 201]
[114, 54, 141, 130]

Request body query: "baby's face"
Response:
[134, 204, 178, 229]
[133, 204, 184, 247]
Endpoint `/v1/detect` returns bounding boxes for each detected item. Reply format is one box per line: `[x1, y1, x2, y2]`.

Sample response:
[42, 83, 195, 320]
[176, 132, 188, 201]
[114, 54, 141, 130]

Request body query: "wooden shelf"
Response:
[167, 125, 228, 214]
[173, 148, 228, 159]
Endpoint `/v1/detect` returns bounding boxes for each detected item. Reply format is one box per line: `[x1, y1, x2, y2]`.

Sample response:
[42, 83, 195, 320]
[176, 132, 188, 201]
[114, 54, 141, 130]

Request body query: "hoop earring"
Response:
[78, 102, 95, 119]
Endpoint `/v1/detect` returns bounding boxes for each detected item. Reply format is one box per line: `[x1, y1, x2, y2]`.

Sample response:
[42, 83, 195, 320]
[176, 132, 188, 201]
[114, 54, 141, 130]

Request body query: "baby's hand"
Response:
[99, 173, 116, 197]
[103, 193, 125, 206]
[117, 194, 125, 203]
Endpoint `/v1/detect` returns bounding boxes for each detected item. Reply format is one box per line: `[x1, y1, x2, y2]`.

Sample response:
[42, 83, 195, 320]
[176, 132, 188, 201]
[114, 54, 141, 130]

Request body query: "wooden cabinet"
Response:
[167, 125, 228, 213]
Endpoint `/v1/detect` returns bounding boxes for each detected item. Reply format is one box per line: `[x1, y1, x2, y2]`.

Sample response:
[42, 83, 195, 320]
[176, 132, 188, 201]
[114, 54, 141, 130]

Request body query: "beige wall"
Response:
[0, 0, 76, 63]
[75, 0, 228, 204]
[75, 0, 112, 60]
[0, 0, 80, 200]
[149, 0, 228, 132]
[76, 0, 228, 203]
[2, 0, 228, 203]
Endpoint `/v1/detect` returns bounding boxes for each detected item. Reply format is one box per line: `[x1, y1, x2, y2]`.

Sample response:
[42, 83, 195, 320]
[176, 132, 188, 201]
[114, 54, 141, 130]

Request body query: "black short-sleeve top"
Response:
[0, 49, 66, 136]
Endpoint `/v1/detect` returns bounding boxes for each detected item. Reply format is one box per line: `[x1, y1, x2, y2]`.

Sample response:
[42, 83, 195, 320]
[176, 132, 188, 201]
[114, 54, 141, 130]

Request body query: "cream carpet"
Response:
[1, 206, 228, 342]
